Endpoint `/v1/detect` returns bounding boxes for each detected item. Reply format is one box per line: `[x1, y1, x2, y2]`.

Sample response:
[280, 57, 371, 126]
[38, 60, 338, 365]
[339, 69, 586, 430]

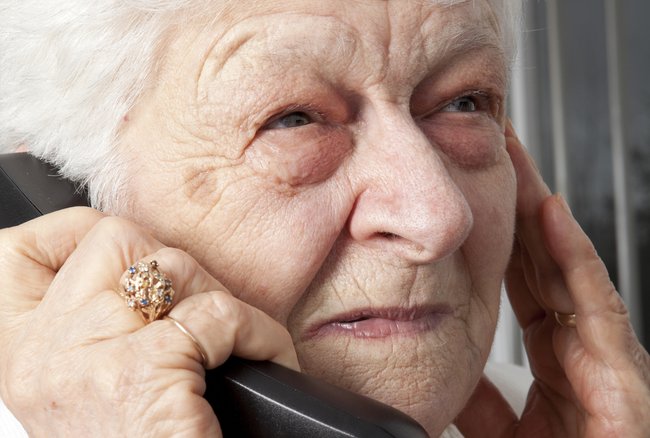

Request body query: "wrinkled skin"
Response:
[0, 1, 648, 437]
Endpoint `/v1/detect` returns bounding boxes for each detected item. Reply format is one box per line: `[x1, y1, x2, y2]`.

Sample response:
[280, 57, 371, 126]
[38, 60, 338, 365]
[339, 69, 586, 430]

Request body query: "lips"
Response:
[305, 306, 451, 340]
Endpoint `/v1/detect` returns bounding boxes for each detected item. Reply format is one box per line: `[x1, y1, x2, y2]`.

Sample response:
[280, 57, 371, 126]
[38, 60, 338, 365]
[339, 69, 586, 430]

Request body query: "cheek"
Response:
[454, 162, 516, 367]
[246, 125, 352, 186]
[422, 116, 504, 168]
[185, 176, 356, 323]
[457, 155, 516, 314]
[469, 183, 515, 278]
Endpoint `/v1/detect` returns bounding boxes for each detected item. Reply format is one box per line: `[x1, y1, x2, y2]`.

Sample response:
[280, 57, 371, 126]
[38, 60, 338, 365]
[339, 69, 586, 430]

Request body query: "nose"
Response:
[347, 109, 473, 264]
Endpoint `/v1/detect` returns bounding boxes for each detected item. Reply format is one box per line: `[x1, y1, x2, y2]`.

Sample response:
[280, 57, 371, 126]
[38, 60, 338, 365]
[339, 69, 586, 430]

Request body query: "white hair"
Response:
[0, 0, 522, 212]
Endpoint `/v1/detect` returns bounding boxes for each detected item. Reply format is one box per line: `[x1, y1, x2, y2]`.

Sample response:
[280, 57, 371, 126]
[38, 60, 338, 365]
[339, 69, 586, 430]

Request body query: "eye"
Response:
[265, 111, 314, 129]
[441, 95, 480, 113]
[439, 91, 499, 115]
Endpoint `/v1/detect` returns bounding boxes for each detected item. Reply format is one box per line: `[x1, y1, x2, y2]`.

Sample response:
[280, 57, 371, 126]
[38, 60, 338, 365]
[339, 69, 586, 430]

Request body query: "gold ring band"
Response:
[554, 311, 577, 328]
[164, 315, 208, 366]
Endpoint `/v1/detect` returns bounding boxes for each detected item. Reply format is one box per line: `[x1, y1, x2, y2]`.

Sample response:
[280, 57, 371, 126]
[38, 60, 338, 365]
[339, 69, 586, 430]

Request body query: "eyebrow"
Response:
[438, 26, 504, 64]
[420, 2, 505, 74]
[422, 0, 504, 56]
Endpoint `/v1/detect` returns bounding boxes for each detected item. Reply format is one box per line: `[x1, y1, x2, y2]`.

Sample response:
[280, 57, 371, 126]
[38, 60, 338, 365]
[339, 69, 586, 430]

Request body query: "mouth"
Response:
[304, 306, 452, 340]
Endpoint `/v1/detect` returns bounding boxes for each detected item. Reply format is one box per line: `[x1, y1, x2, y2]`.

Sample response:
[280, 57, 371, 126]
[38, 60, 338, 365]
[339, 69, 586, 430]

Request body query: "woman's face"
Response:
[118, 0, 515, 434]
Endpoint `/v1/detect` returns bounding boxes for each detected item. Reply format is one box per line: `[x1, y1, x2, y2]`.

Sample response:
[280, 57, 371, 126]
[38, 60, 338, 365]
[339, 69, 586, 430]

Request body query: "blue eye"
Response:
[267, 111, 313, 129]
[442, 96, 478, 113]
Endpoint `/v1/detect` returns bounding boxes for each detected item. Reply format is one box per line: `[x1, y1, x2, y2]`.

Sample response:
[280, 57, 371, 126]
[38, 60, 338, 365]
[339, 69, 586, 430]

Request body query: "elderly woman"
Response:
[0, 0, 648, 436]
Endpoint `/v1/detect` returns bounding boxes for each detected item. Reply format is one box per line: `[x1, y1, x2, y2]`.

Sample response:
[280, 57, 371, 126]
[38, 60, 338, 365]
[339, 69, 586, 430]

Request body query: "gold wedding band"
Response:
[164, 316, 208, 366]
[554, 311, 577, 328]
[119, 260, 174, 323]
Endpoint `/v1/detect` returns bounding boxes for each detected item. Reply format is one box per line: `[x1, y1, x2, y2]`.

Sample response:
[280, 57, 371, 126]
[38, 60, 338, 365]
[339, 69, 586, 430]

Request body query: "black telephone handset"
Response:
[0, 153, 429, 437]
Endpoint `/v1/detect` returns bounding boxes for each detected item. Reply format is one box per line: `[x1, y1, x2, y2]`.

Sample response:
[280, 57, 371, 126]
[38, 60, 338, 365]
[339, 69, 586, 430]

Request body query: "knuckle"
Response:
[90, 216, 159, 259]
[153, 247, 196, 274]
[67, 205, 104, 219]
[92, 215, 144, 238]
[207, 291, 244, 324]
[154, 246, 187, 261]
[200, 291, 253, 343]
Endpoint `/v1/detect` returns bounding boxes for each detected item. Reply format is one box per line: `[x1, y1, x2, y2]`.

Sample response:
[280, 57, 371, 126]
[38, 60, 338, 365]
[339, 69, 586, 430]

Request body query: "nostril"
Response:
[377, 231, 398, 239]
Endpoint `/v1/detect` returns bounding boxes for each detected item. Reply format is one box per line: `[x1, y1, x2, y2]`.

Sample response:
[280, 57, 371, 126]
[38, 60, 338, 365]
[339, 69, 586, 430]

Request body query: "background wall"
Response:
[491, 0, 650, 365]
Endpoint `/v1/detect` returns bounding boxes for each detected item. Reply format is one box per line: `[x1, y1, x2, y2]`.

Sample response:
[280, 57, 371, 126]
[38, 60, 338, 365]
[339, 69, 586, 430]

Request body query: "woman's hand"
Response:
[0, 208, 298, 437]
[456, 122, 650, 437]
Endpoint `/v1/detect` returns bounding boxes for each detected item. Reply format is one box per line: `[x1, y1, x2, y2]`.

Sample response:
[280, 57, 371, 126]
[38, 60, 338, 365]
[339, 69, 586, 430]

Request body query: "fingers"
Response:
[43, 216, 223, 318]
[505, 239, 545, 329]
[506, 119, 626, 335]
[0, 207, 106, 338]
[505, 122, 650, 436]
[48, 235, 231, 340]
[44, 216, 164, 309]
[57, 215, 225, 298]
[16, 210, 297, 367]
[505, 122, 551, 215]
[137, 291, 299, 371]
[0, 207, 105, 300]
[37, 215, 299, 370]
[506, 122, 574, 316]
[542, 194, 632, 352]
[1, 209, 298, 437]
[546, 193, 650, 433]
[542, 195, 624, 318]
[4, 206, 105, 270]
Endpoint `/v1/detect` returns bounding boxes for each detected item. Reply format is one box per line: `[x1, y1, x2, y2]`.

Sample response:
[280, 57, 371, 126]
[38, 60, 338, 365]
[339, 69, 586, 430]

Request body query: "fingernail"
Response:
[555, 193, 573, 217]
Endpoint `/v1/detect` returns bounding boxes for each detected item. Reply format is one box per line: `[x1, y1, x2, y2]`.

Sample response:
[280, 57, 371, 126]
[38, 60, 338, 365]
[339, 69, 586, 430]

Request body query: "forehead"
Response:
[191, 0, 503, 91]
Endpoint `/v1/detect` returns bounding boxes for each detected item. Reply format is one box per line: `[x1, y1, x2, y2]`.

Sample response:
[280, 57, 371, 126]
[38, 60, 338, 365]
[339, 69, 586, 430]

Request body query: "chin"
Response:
[294, 313, 491, 437]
